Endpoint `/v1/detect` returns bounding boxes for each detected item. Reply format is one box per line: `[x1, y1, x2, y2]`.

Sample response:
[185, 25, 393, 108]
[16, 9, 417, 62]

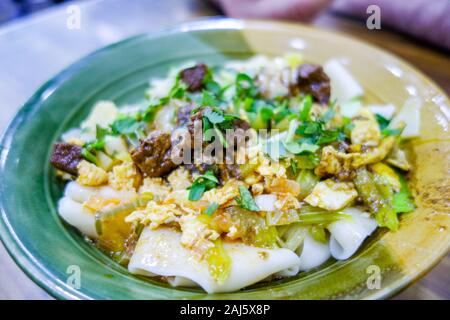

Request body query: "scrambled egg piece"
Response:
[352, 136, 395, 167]
[163, 189, 189, 204]
[108, 162, 141, 191]
[265, 177, 301, 196]
[66, 138, 85, 146]
[274, 193, 301, 211]
[386, 145, 411, 171]
[351, 108, 381, 147]
[81, 101, 118, 132]
[315, 137, 396, 179]
[125, 201, 184, 229]
[246, 144, 287, 180]
[76, 160, 108, 186]
[140, 177, 171, 200]
[315, 146, 354, 179]
[257, 154, 287, 178]
[162, 190, 205, 214]
[82, 195, 121, 213]
[167, 167, 192, 190]
[304, 179, 357, 211]
[179, 215, 220, 256]
[251, 183, 264, 196]
[202, 179, 245, 206]
[244, 173, 263, 185]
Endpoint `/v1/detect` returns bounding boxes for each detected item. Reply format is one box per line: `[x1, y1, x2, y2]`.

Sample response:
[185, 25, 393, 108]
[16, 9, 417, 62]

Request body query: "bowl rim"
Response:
[0, 17, 449, 300]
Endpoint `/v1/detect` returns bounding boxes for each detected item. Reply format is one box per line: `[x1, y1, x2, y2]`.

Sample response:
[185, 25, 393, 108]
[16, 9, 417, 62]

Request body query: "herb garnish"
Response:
[205, 202, 219, 216]
[201, 107, 239, 148]
[188, 170, 219, 201]
[81, 125, 109, 164]
[235, 186, 260, 211]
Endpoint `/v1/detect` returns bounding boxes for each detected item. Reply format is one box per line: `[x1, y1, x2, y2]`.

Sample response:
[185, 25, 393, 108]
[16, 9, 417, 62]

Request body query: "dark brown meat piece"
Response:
[181, 107, 249, 182]
[131, 131, 177, 177]
[295, 64, 331, 104]
[50, 142, 83, 175]
[184, 163, 241, 184]
[219, 164, 241, 181]
[179, 63, 208, 92]
[176, 105, 194, 126]
[232, 118, 251, 131]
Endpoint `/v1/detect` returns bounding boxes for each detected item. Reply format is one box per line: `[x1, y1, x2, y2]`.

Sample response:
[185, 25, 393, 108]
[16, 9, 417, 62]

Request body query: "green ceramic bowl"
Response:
[1, 18, 449, 300]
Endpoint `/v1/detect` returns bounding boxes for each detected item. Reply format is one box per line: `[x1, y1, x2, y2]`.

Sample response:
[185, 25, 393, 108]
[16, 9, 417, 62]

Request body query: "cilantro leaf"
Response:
[316, 130, 341, 145]
[201, 90, 220, 108]
[376, 113, 390, 130]
[264, 139, 287, 161]
[188, 170, 219, 201]
[235, 72, 259, 99]
[297, 121, 321, 136]
[142, 102, 162, 122]
[283, 141, 319, 155]
[285, 119, 298, 143]
[235, 186, 260, 211]
[168, 77, 187, 99]
[111, 117, 141, 135]
[214, 126, 228, 148]
[299, 95, 313, 122]
[201, 170, 220, 184]
[377, 113, 404, 137]
[322, 108, 336, 123]
[200, 107, 239, 147]
[290, 158, 298, 176]
[273, 103, 294, 123]
[203, 108, 225, 124]
[188, 182, 206, 201]
[110, 116, 146, 147]
[382, 127, 403, 137]
[254, 104, 274, 129]
[205, 80, 222, 96]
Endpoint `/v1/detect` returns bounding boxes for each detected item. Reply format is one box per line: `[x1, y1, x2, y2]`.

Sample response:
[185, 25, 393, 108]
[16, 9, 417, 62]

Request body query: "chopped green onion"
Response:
[205, 202, 219, 216]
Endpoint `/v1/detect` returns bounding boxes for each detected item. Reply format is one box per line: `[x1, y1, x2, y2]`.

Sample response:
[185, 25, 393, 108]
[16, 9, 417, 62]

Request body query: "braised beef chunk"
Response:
[219, 164, 241, 181]
[184, 163, 213, 175]
[179, 63, 208, 92]
[176, 105, 194, 126]
[131, 131, 176, 177]
[232, 118, 251, 131]
[184, 163, 241, 184]
[295, 64, 331, 104]
[181, 107, 248, 182]
[50, 143, 83, 175]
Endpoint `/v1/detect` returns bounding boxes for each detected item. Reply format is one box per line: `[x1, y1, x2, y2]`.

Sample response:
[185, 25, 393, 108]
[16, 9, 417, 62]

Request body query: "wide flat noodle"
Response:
[128, 227, 300, 293]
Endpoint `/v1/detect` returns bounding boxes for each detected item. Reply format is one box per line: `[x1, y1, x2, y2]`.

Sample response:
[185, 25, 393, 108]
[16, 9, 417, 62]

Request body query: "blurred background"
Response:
[0, 0, 448, 300]
[0, 0, 69, 22]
